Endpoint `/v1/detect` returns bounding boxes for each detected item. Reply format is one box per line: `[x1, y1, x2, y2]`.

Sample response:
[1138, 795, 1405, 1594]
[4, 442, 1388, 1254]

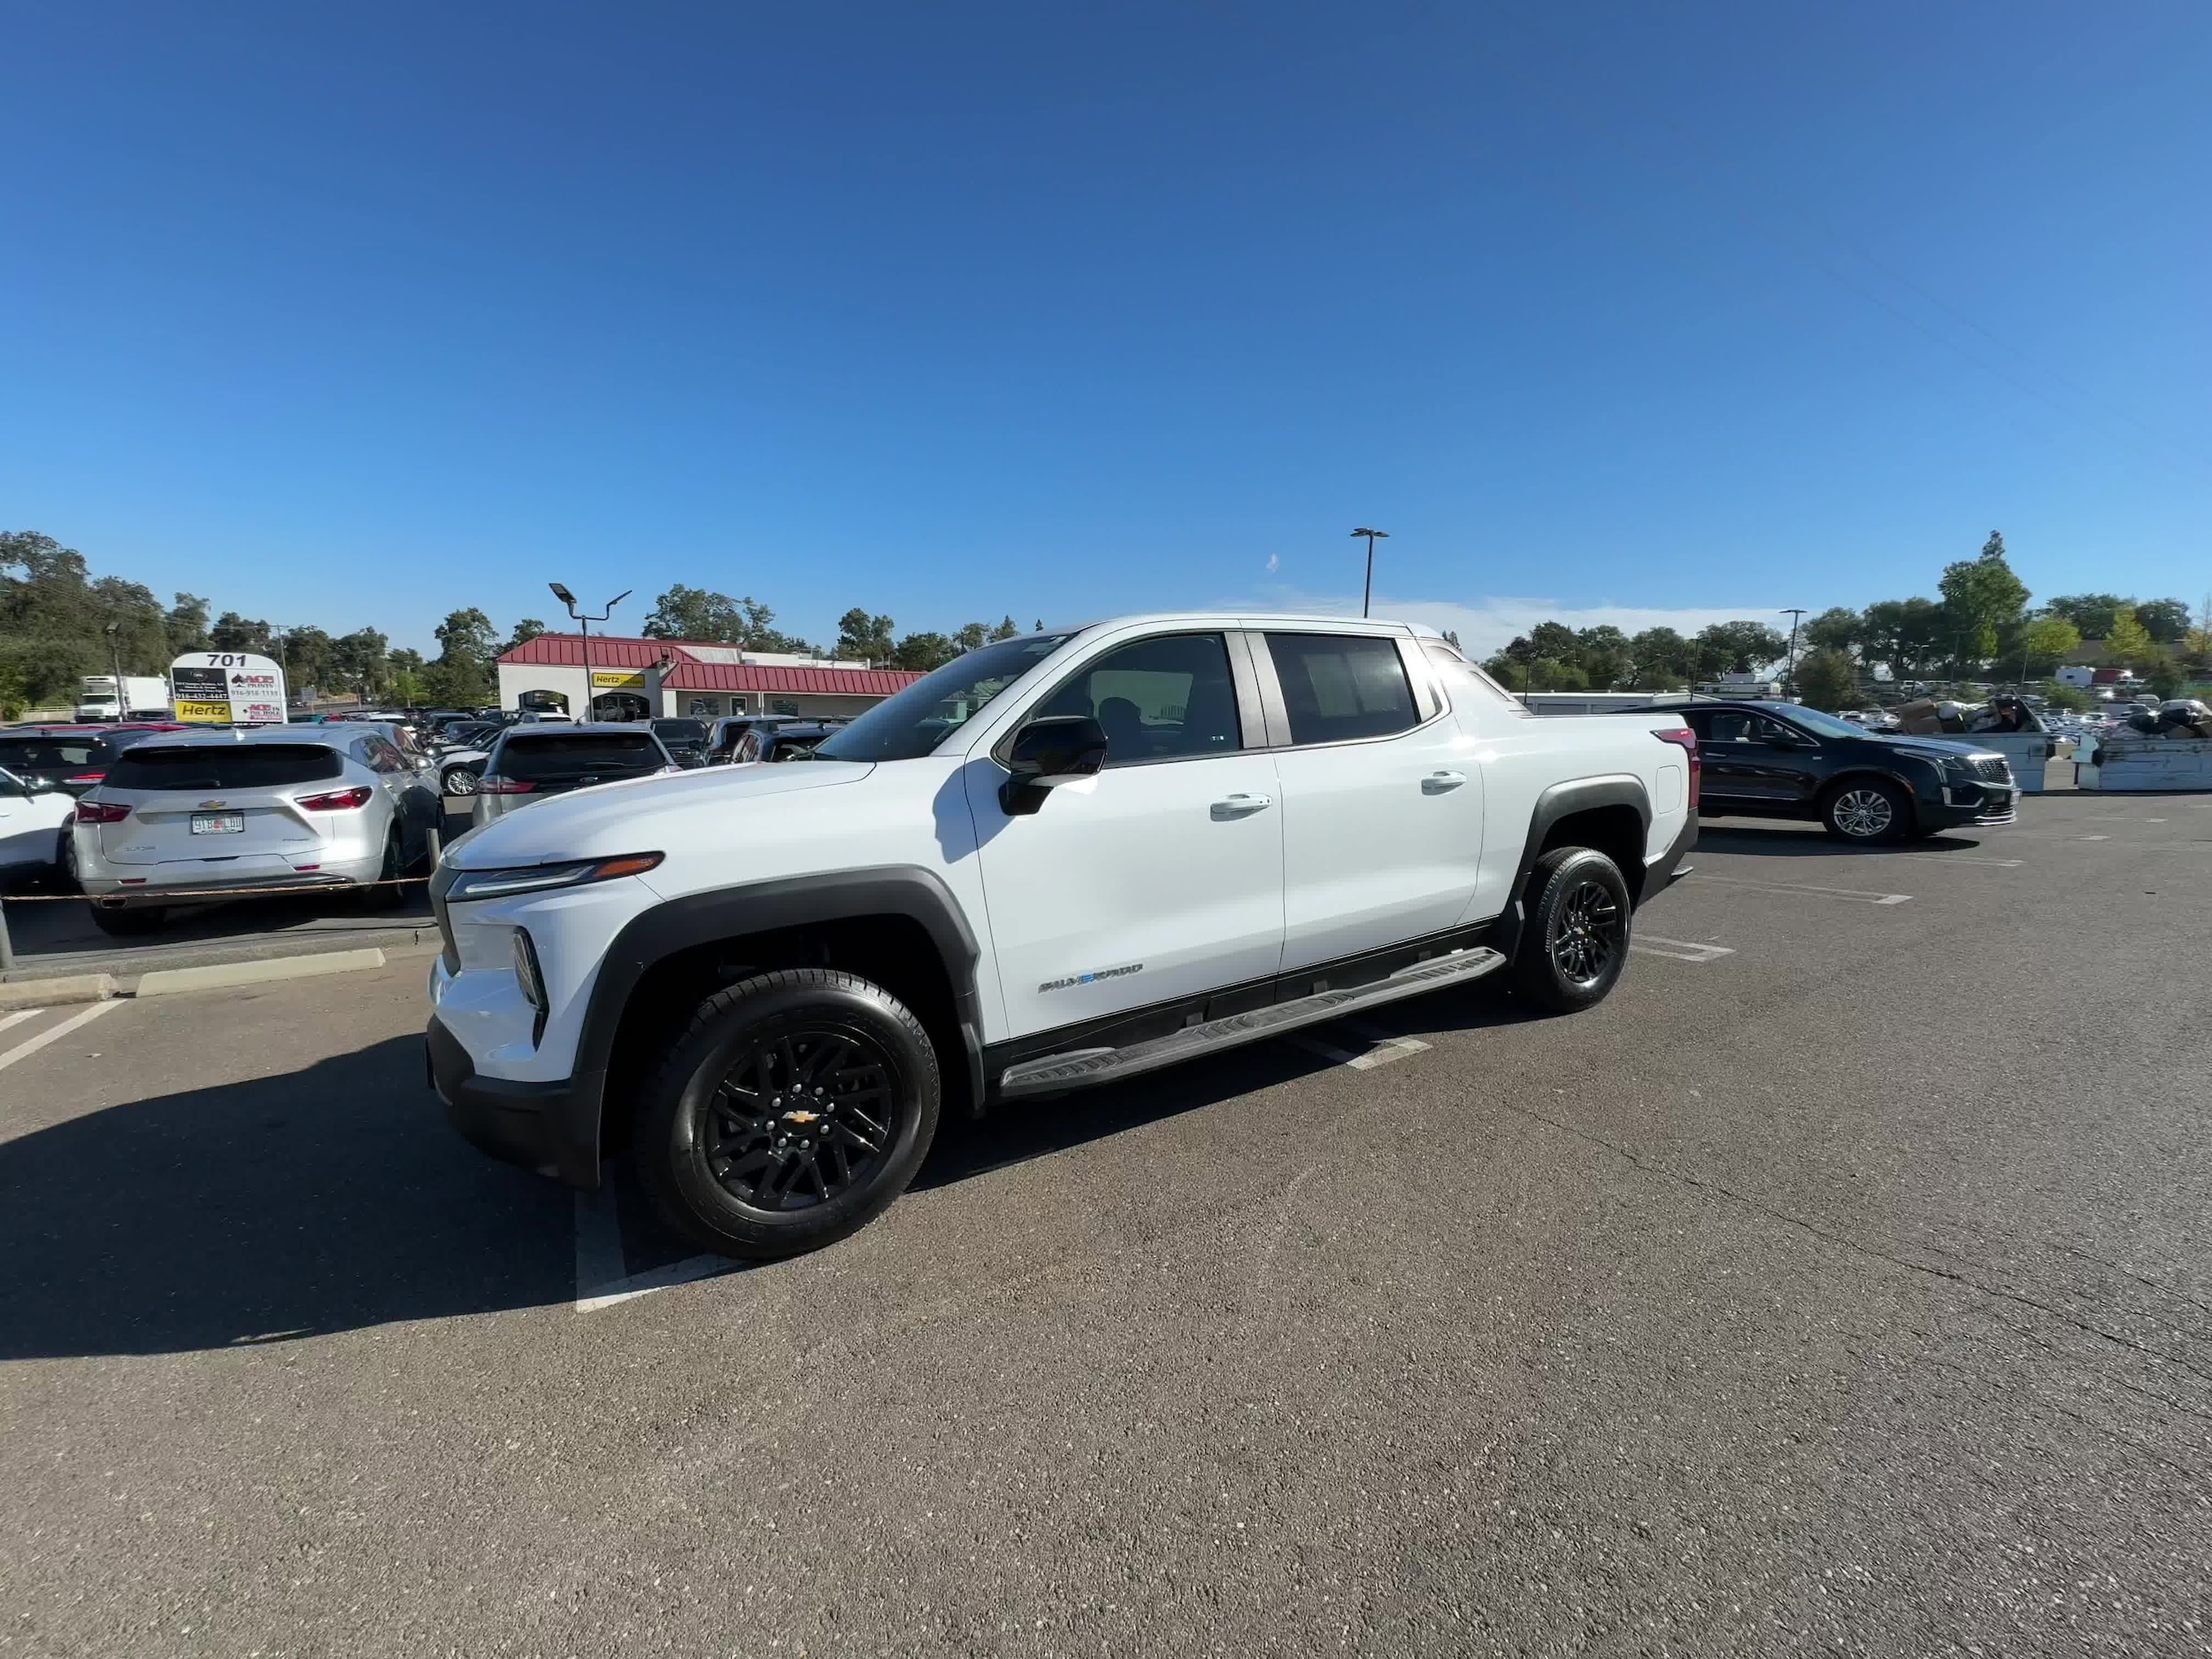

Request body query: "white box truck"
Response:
[75, 675, 172, 721]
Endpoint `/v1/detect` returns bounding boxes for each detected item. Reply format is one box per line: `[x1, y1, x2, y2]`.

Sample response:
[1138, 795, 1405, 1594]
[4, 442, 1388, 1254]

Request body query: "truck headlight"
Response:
[443, 851, 664, 904]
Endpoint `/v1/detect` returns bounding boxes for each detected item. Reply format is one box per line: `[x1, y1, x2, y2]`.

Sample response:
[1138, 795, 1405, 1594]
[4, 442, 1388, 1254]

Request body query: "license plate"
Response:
[190, 811, 246, 835]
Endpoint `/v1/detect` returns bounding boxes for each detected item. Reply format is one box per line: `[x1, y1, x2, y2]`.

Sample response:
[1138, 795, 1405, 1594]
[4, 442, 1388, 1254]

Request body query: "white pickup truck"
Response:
[426, 614, 1700, 1258]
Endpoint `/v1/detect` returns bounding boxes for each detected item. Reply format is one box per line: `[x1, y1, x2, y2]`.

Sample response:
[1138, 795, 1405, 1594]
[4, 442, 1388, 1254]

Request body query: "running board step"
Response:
[998, 947, 1506, 1098]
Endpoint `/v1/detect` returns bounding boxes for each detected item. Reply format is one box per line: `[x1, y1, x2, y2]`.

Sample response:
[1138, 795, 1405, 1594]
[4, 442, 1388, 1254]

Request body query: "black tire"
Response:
[1820, 776, 1912, 843]
[90, 903, 165, 937]
[357, 827, 404, 910]
[1508, 846, 1632, 1015]
[53, 828, 80, 894]
[636, 969, 941, 1261]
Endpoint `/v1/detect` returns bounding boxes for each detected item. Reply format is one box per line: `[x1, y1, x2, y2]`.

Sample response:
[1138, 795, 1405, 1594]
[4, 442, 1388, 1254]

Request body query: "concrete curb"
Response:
[0, 973, 118, 1009]
[134, 948, 389, 999]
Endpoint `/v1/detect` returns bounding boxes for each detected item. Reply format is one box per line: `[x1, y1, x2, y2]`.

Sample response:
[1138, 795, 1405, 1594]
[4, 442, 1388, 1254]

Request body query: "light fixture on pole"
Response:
[1350, 528, 1389, 618]
[1779, 608, 1806, 695]
[549, 582, 631, 718]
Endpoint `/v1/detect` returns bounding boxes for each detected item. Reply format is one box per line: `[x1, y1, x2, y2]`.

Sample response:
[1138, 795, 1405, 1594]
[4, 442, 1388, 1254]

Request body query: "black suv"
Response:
[1627, 701, 2017, 842]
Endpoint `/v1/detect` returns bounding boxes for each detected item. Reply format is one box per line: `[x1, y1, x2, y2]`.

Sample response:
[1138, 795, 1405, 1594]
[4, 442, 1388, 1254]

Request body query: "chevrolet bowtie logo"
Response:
[782, 1110, 822, 1125]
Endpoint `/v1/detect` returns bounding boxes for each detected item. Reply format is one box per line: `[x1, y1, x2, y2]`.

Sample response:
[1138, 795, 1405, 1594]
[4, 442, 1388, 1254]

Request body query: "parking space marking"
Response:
[1284, 1024, 1431, 1071]
[1686, 873, 1912, 905]
[1632, 935, 1738, 963]
[0, 1000, 117, 1075]
[0, 1009, 43, 1035]
[1890, 853, 2024, 867]
[573, 1186, 735, 1313]
[2072, 834, 2111, 841]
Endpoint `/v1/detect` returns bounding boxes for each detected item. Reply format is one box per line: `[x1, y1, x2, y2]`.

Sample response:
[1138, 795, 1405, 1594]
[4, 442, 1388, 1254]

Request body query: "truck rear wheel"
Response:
[1508, 847, 1632, 1015]
[636, 969, 941, 1261]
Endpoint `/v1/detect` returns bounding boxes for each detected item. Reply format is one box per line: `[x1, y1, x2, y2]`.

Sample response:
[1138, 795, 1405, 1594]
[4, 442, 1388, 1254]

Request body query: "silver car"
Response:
[72, 726, 443, 935]
[472, 723, 678, 827]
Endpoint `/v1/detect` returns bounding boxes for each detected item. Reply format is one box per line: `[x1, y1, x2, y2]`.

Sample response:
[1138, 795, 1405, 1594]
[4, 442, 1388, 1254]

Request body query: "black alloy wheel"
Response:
[639, 968, 941, 1260]
[705, 1025, 902, 1213]
[1549, 876, 1624, 988]
[1509, 845, 1633, 1015]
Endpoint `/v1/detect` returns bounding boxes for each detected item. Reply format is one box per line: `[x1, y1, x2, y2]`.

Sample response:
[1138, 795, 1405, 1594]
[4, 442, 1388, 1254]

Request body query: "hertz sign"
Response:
[169, 651, 289, 726]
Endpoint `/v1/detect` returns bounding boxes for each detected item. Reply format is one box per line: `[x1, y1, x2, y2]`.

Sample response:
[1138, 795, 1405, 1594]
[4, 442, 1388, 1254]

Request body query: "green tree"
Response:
[2044, 593, 2124, 640]
[503, 618, 547, 653]
[1803, 607, 1863, 655]
[1862, 597, 1945, 678]
[1626, 627, 1690, 690]
[2103, 604, 2156, 668]
[2133, 598, 2192, 643]
[2019, 613, 2082, 674]
[331, 628, 390, 699]
[1693, 620, 1787, 678]
[835, 609, 896, 663]
[643, 584, 743, 642]
[280, 625, 336, 696]
[989, 616, 1021, 641]
[893, 631, 958, 672]
[1793, 647, 1858, 711]
[209, 611, 273, 653]
[1575, 625, 1629, 690]
[1937, 531, 2031, 659]
[1526, 620, 1578, 662]
[165, 593, 211, 656]
[953, 621, 995, 653]
[2147, 657, 2184, 700]
[422, 607, 499, 705]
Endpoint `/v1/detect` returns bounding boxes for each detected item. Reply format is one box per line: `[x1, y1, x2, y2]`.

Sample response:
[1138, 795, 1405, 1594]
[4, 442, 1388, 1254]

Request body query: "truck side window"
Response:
[1265, 634, 1419, 745]
[1420, 640, 1532, 718]
[1032, 633, 1241, 766]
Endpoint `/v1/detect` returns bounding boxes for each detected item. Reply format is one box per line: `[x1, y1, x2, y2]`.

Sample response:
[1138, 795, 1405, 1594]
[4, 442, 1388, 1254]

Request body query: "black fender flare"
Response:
[1490, 775, 1652, 961]
[561, 866, 987, 1176]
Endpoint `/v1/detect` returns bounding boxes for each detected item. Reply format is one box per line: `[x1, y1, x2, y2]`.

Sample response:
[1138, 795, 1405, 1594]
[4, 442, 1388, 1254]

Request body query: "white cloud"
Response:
[1264, 552, 1280, 574]
[1237, 587, 1785, 659]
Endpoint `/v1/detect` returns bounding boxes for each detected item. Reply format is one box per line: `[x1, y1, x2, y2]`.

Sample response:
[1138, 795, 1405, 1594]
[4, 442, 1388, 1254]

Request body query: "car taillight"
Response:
[76, 799, 130, 823]
[1652, 726, 1700, 810]
[475, 775, 536, 795]
[66, 771, 105, 783]
[296, 785, 375, 810]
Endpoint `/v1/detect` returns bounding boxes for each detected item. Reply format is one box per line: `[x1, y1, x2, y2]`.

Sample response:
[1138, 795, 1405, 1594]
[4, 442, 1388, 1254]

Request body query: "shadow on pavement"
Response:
[917, 978, 1540, 1190]
[1694, 821, 1993, 858]
[0, 1034, 575, 1360]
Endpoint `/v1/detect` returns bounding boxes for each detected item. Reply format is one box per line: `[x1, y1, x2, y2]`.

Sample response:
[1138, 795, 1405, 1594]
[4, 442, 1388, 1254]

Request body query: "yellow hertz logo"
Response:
[1038, 963, 1144, 994]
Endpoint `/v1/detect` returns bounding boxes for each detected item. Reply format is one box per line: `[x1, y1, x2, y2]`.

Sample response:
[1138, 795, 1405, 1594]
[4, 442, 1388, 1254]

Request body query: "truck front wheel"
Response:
[636, 969, 942, 1260]
[1508, 846, 1632, 1015]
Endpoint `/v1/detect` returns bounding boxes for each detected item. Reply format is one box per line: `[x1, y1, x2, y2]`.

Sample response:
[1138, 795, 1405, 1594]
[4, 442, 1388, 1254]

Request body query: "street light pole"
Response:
[1350, 528, 1389, 618]
[104, 623, 123, 721]
[549, 583, 631, 718]
[1780, 608, 1806, 695]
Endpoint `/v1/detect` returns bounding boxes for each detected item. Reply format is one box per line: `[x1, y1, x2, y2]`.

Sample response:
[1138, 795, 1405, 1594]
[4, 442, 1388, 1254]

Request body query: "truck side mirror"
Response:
[1001, 716, 1110, 816]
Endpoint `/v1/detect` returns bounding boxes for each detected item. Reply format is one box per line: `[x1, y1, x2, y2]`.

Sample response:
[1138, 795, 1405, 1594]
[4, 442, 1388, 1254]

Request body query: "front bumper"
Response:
[426, 1016, 599, 1187]
[1926, 781, 2018, 827]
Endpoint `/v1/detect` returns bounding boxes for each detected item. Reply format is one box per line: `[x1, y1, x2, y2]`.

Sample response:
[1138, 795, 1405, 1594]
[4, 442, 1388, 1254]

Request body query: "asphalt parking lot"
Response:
[5, 793, 2210, 1656]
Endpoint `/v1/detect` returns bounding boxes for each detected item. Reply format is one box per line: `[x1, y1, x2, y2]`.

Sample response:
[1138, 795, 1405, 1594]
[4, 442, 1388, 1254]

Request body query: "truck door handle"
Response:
[1422, 772, 1467, 794]
[1210, 794, 1272, 820]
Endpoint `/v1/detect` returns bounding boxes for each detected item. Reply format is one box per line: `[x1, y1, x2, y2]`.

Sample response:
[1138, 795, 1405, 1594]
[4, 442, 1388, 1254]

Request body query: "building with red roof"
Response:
[495, 633, 926, 722]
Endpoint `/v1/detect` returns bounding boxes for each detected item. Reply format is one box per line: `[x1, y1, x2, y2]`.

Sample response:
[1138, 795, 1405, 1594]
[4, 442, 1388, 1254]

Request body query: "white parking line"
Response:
[1283, 1023, 1432, 1071]
[573, 1186, 734, 1313]
[1686, 873, 1912, 905]
[0, 1000, 117, 1074]
[2072, 834, 2111, 841]
[1632, 935, 1738, 963]
[0, 1009, 43, 1035]
[1888, 853, 2024, 867]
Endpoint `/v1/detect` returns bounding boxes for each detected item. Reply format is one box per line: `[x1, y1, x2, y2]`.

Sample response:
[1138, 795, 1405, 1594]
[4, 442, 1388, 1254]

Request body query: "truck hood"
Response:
[445, 760, 875, 868]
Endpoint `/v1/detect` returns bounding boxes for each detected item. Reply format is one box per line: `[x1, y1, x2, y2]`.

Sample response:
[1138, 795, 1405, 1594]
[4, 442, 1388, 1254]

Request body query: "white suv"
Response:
[426, 615, 1700, 1259]
[73, 726, 442, 934]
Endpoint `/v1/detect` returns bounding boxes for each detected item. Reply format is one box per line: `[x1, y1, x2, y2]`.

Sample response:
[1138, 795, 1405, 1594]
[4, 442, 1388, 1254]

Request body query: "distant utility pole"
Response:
[1351, 527, 1389, 618]
[1780, 608, 1806, 694]
[104, 623, 123, 715]
[549, 582, 631, 718]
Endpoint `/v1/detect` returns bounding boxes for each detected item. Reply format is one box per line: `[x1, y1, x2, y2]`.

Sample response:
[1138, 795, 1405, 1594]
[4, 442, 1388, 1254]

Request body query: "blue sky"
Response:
[4, 2, 2206, 656]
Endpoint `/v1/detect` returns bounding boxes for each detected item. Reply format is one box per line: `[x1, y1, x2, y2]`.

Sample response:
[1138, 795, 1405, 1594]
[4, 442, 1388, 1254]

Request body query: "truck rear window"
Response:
[497, 733, 664, 780]
[106, 744, 346, 790]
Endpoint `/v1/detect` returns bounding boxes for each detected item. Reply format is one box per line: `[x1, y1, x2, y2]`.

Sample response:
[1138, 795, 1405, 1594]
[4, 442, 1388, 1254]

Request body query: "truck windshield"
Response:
[815, 634, 1078, 762]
